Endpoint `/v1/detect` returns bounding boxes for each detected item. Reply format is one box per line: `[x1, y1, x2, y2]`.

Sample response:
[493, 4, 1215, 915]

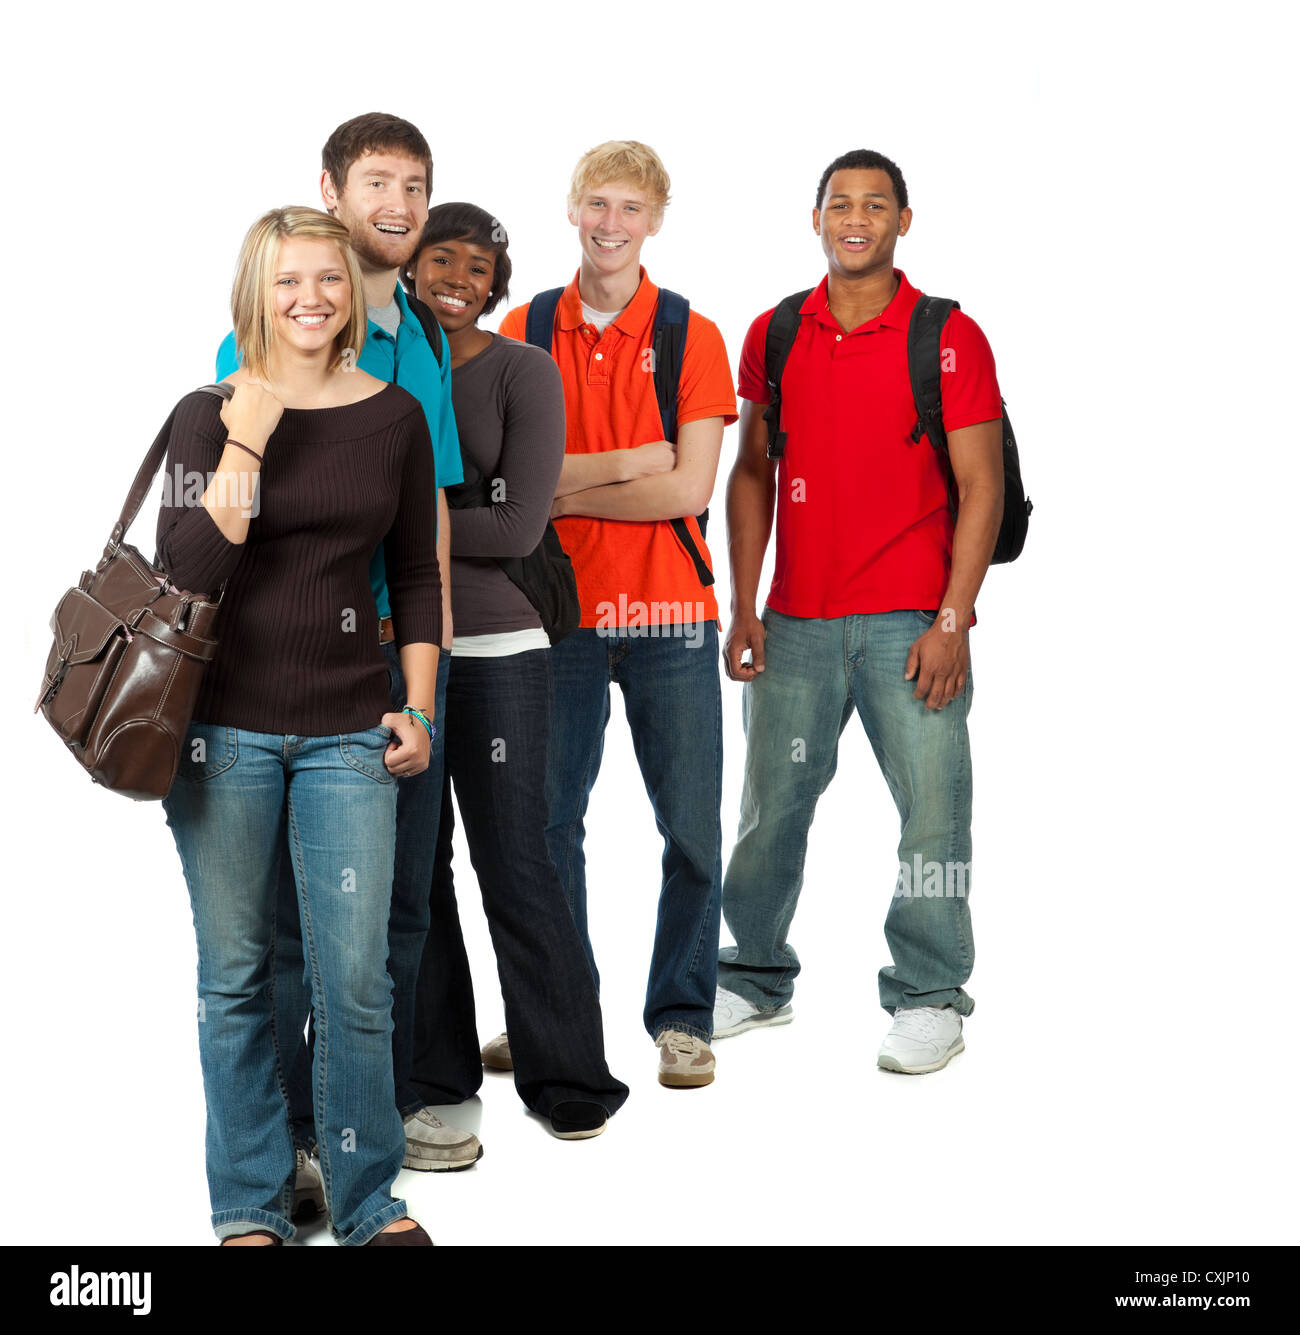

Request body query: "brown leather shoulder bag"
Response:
[36, 384, 234, 800]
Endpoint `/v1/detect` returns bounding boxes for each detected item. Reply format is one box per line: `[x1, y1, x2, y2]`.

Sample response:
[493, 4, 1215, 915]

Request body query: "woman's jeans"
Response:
[163, 723, 408, 1245]
[272, 644, 450, 1148]
[718, 608, 976, 1016]
[410, 649, 629, 1118]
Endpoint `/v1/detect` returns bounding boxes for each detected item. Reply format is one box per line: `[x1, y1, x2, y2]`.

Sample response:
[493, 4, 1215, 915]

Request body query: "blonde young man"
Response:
[498, 142, 737, 1085]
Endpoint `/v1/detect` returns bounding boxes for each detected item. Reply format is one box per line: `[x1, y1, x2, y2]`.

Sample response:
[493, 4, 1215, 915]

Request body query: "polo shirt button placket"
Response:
[589, 343, 610, 385]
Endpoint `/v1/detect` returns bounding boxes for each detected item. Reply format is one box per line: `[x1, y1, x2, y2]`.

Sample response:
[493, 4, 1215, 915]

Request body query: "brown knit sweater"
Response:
[156, 383, 441, 735]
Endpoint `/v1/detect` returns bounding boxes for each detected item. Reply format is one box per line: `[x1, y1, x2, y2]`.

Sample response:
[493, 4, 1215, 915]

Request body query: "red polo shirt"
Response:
[737, 270, 1001, 619]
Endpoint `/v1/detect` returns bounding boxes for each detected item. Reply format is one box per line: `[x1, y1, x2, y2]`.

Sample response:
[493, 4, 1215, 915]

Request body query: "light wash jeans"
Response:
[272, 646, 451, 1150]
[163, 723, 408, 1245]
[718, 608, 976, 1015]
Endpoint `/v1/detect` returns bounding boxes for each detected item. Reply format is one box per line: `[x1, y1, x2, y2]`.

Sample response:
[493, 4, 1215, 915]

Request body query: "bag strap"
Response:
[762, 289, 814, 459]
[523, 287, 567, 353]
[906, 295, 960, 520]
[652, 289, 714, 589]
[402, 287, 446, 368]
[907, 295, 958, 450]
[650, 287, 689, 444]
[111, 384, 234, 549]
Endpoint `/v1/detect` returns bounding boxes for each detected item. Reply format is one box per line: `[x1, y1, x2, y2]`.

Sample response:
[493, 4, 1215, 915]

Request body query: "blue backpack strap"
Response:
[651, 287, 689, 444]
[653, 289, 714, 588]
[762, 290, 814, 459]
[524, 287, 567, 354]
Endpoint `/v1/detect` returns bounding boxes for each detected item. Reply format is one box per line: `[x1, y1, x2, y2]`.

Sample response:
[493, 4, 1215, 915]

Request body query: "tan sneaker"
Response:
[402, 1108, 483, 1171]
[655, 1030, 715, 1088]
[480, 1032, 513, 1071]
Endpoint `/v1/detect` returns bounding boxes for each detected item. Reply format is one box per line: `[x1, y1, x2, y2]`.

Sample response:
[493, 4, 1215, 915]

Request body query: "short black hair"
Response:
[406, 202, 512, 318]
[815, 150, 908, 212]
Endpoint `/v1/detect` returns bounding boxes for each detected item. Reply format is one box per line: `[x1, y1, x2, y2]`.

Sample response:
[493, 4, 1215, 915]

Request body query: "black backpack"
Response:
[443, 460, 580, 647]
[524, 286, 714, 587]
[763, 289, 1031, 564]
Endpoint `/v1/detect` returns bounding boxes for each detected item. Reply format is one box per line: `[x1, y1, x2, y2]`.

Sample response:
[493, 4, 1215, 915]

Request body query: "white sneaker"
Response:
[402, 1108, 483, 1172]
[291, 1148, 325, 1221]
[877, 1006, 964, 1074]
[712, 985, 794, 1039]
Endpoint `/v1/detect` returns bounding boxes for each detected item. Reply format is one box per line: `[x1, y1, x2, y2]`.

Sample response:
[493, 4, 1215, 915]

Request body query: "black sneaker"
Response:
[549, 1101, 608, 1140]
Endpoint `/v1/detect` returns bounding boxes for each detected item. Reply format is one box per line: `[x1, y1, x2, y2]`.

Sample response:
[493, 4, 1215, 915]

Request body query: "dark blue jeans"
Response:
[410, 649, 628, 1118]
[272, 643, 450, 1148]
[544, 625, 723, 1042]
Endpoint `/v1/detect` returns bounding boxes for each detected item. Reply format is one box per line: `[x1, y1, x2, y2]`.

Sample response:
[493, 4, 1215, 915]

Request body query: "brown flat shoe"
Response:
[220, 1229, 283, 1246]
[365, 1221, 433, 1247]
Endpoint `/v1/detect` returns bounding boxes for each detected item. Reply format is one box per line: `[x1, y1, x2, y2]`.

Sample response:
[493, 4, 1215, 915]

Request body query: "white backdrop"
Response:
[2, 0, 1293, 1247]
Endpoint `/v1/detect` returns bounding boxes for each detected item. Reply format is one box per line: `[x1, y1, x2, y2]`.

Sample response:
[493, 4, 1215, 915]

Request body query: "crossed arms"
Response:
[550, 417, 724, 522]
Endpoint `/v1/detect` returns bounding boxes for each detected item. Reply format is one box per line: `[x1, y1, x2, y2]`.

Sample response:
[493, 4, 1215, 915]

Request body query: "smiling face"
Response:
[411, 236, 497, 333]
[568, 180, 660, 280]
[271, 235, 352, 356]
[814, 167, 912, 279]
[323, 151, 429, 272]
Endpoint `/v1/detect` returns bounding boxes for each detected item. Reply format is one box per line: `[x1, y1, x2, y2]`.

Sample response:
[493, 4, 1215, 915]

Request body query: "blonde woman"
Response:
[158, 207, 439, 1246]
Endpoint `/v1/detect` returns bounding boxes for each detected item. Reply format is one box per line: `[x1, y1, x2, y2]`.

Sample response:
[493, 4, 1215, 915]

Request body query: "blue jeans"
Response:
[273, 645, 449, 1147]
[412, 649, 629, 1115]
[545, 625, 723, 1042]
[718, 608, 975, 1015]
[163, 724, 408, 1245]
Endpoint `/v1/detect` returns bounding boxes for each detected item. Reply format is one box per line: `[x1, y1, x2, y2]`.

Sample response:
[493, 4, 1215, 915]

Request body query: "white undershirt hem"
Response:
[450, 628, 552, 658]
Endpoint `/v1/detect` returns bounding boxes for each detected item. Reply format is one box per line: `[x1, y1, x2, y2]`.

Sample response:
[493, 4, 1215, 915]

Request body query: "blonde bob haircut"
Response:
[567, 141, 671, 223]
[230, 207, 367, 377]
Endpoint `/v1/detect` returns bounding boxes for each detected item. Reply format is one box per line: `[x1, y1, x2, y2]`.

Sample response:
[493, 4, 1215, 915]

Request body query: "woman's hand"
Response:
[220, 381, 284, 452]
[380, 710, 431, 776]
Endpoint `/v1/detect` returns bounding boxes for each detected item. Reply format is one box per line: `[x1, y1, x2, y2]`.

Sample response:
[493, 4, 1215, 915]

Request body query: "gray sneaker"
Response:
[402, 1108, 483, 1172]
[292, 1148, 325, 1221]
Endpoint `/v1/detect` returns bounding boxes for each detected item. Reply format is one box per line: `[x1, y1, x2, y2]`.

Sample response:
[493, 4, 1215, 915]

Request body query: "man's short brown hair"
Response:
[322, 112, 433, 196]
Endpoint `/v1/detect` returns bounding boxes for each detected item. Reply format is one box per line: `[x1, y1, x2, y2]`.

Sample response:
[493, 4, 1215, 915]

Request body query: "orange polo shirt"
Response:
[499, 270, 737, 627]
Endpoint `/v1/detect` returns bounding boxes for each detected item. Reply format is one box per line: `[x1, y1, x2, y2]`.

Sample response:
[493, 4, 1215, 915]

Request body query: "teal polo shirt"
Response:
[215, 282, 463, 621]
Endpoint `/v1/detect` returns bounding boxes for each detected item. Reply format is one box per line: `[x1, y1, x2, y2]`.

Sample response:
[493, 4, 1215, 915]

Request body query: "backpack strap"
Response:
[524, 287, 567, 354]
[762, 290, 814, 459]
[651, 287, 689, 444]
[653, 289, 714, 588]
[400, 287, 446, 368]
[907, 294, 960, 519]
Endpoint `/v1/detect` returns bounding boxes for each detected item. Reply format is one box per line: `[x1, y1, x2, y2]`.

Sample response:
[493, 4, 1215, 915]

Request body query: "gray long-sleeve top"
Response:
[448, 334, 567, 636]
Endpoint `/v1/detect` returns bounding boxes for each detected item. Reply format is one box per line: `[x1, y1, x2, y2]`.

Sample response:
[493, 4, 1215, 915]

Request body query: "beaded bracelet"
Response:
[402, 706, 436, 741]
